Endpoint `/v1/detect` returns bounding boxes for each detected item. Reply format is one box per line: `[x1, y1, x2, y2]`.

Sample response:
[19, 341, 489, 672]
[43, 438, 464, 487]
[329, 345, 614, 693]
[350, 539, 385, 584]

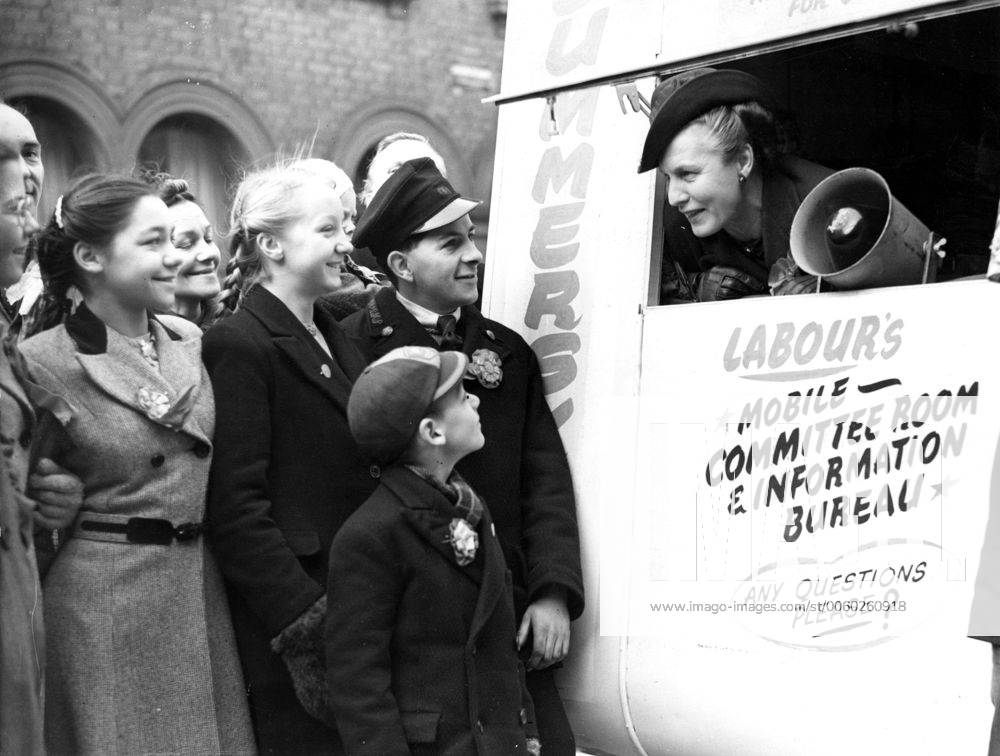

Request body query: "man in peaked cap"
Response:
[340, 157, 584, 754]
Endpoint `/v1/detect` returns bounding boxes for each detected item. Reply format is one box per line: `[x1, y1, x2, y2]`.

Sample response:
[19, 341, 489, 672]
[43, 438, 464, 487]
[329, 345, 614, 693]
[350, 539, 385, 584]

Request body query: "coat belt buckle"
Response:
[125, 518, 177, 545]
[173, 522, 202, 542]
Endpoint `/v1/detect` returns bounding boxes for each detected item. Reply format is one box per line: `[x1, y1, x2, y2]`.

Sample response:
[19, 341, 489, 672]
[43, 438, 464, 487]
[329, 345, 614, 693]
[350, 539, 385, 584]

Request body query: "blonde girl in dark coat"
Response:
[204, 164, 377, 753]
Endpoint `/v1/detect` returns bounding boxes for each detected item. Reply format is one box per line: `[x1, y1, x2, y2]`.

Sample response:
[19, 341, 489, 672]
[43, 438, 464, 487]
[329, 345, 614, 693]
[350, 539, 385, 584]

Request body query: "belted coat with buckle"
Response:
[203, 284, 377, 754]
[16, 305, 254, 756]
[326, 465, 537, 755]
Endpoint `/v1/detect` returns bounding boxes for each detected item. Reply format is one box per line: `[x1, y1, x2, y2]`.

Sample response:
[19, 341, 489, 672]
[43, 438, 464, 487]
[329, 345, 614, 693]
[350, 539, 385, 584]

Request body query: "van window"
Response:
[652, 5, 1000, 305]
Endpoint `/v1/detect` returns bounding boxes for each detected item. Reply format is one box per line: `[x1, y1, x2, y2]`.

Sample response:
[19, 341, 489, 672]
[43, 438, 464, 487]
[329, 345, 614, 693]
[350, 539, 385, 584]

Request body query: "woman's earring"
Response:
[738, 173, 747, 185]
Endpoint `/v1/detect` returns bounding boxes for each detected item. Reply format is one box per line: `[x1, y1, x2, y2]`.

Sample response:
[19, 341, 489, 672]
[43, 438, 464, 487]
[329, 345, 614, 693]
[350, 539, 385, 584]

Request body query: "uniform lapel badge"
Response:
[320, 364, 332, 378]
[381, 326, 394, 337]
[466, 348, 503, 389]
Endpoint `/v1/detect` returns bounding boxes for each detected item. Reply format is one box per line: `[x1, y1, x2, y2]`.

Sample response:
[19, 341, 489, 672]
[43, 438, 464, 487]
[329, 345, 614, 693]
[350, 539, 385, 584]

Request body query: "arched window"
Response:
[7, 97, 102, 224]
[137, 113, 247, 234]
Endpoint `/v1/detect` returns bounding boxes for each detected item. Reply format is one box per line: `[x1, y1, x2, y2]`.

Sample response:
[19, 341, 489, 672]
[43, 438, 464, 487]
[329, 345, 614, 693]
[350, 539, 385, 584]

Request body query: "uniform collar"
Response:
[395, 290, 461, 329]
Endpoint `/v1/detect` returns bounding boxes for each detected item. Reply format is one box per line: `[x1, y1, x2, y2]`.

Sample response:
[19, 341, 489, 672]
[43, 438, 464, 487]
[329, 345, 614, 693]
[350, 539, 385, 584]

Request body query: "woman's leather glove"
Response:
[768, 256, 824, 296]
[694, 265, 768, 301]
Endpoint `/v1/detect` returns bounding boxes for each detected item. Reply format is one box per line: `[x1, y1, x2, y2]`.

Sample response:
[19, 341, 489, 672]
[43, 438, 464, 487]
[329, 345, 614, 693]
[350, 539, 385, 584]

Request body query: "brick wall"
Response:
[0, 0, 504, 209]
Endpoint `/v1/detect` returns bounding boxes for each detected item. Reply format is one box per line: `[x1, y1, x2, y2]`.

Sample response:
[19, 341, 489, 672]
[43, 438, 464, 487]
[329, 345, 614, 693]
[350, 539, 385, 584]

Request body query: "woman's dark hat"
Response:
[353, 157, 480, 265]
[638, 68, 778, 173]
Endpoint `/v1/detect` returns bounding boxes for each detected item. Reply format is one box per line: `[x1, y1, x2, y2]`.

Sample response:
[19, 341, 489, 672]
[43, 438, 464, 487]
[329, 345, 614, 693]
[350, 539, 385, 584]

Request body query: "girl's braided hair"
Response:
[25, 174, 156, 338]
[212, 163, 324, 316]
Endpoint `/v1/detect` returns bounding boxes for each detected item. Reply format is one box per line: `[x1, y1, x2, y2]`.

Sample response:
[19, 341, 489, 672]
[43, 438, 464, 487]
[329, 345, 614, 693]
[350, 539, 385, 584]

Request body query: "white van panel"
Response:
[499, 0, 959, 101]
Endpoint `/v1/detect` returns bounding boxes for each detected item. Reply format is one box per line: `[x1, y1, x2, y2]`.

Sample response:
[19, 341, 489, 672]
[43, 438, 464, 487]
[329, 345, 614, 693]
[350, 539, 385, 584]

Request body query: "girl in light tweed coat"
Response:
[17, 174, 255, 755]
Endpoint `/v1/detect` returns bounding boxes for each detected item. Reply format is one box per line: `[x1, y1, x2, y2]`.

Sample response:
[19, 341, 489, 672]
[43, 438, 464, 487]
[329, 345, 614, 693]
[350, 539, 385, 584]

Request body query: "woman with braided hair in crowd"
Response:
[17, 173, 254, 755]
[142, 170, 223, 328]
[202, 162, 377, 753]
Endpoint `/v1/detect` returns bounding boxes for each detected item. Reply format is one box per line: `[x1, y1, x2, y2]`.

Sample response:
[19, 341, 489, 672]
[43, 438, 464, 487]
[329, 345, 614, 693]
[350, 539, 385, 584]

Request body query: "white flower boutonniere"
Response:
[448, 517, 479, 566]
[466, 348, 503, 389]
[137, 387, 171, 421]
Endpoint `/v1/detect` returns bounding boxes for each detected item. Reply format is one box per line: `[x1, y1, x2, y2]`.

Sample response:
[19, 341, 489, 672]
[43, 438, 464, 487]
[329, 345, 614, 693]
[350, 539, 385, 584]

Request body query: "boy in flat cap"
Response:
[326, 346, 538, 755]
[340, 157, 583, 754]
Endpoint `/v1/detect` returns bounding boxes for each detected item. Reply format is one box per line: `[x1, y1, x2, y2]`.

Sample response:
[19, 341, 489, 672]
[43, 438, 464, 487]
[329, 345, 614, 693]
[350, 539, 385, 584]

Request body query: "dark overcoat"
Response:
[203, 285, 377, 754]
[663, 155, 834, 283]
[340, 288, 584, 621]
[325, 465, 535, 755]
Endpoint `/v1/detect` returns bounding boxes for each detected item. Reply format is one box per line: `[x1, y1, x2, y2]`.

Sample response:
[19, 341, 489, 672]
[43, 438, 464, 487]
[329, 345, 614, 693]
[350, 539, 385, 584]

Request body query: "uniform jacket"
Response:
[17, 305, 254, 756]
[0, 322, 44, 756]
[326, 465, 536, 755]
[340, 288, 584, 620]
[663, 155, 834, 284]
[203, 284, 377, 752]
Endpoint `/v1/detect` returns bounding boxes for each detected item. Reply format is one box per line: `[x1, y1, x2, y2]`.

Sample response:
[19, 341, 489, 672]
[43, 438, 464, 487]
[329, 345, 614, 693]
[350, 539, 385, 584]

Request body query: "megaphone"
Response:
[790, 168, 938, 288]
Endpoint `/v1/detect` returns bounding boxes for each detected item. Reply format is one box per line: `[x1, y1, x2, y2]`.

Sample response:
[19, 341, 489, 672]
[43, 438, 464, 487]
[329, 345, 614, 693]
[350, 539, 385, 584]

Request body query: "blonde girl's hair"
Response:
[214, 163, 325, 315]
[291, 158, 354, 199]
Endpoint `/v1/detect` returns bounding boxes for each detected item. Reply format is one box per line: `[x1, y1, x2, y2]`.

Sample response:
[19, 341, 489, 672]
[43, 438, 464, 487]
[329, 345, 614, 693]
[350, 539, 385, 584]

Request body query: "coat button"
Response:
[369, 464, 380, 479]
[150, 454, 165, 468]
[475, 720, 484, 734]
[18, 429, 31, 448]
[486, 329, 495, 340]
[320, 364, 331, 378]
[191, 441, 211, 459]
[381, 326, 394, 337]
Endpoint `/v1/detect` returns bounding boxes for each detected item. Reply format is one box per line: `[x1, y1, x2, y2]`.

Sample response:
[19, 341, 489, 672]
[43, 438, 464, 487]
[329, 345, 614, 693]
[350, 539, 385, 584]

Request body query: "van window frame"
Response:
[643, 0, 1000, 308]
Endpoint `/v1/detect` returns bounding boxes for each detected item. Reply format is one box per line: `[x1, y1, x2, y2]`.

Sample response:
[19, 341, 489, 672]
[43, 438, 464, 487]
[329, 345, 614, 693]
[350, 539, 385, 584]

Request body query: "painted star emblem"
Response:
[930, 476, 959, 501]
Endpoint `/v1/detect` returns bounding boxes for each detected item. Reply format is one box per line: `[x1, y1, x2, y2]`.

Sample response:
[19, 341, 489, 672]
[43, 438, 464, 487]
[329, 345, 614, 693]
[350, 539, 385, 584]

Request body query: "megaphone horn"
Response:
[790, 168, 939, 289]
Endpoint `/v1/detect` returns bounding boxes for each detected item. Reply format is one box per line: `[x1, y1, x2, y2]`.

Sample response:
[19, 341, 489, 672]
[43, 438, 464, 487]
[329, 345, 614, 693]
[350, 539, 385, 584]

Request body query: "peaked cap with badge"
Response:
[352, 157, 480, 266]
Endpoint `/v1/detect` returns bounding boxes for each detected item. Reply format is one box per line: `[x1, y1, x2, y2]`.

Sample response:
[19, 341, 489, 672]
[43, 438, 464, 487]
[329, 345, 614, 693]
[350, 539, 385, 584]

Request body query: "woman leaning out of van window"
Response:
[17, 174, 254, 755]
[639, 67, 834, 303]
[203, 163, 377, 753]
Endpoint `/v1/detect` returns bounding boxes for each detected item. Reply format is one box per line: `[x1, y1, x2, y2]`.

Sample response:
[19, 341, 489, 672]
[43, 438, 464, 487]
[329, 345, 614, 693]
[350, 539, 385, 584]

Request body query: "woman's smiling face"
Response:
[659, 121, 746, 238]
[274, 183, 352, 299]
[168, 199, 221, 307]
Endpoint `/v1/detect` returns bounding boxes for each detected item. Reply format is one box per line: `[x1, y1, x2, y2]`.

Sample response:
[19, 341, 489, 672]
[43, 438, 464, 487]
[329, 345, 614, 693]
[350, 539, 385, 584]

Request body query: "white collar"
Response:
[395, 291, 461, 329]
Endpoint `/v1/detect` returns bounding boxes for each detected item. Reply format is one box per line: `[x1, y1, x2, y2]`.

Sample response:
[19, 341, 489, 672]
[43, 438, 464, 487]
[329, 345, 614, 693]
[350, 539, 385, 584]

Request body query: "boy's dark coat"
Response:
[203, 285, 378, 753]
[339, 287, 584, 620]
[325, 465, 535, 755]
